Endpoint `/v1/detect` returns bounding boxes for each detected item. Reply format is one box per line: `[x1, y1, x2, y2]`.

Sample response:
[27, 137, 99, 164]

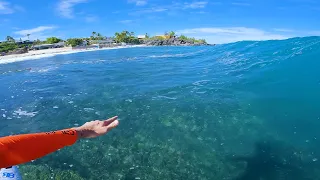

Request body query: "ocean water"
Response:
[1, 36, 320, 179]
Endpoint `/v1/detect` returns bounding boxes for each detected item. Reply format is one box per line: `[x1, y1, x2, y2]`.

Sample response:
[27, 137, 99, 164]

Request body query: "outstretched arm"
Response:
[0, 116, 119, 168]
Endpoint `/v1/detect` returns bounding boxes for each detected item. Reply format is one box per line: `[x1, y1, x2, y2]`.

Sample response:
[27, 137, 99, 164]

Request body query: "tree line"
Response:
[1, 31, 207, 52]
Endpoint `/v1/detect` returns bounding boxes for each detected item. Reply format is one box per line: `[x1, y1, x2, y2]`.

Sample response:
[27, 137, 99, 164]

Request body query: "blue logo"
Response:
[2, 172, 15, 178]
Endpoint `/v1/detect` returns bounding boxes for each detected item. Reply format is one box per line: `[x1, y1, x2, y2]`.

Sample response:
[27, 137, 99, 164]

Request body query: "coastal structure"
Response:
[15, 40, 33, 45]
[32, 42, 65, 50]
[137, 35, 146, 39]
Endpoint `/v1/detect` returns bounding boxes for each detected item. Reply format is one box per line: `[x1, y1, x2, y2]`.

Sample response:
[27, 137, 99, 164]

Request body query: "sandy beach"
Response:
[0, 45, 147, 64]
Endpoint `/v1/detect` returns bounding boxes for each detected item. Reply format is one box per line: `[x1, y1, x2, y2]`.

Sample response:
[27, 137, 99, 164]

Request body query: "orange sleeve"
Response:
[0, 129, 78, 168]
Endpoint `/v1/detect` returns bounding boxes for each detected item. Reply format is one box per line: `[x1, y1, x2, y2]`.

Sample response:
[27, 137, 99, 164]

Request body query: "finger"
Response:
[102, 116, 118, 126]
[106, 120, 119, 131]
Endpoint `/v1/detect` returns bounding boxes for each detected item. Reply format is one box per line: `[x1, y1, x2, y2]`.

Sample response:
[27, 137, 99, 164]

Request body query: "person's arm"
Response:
[0, 116, 119, 168]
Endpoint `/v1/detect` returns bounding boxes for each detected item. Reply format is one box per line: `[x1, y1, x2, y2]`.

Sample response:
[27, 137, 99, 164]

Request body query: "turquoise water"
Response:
[1, 37, 320, 179]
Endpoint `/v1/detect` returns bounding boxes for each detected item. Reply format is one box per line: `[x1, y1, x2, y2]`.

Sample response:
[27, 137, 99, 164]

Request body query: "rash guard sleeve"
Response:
[0, 129, 78, 168]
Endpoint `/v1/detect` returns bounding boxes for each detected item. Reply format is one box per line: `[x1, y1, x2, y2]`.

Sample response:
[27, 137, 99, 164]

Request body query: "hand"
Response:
[74, 116, 119, 139]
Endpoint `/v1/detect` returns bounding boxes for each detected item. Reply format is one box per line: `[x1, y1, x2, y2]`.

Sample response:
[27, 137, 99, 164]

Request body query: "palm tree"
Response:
[92, 32, 96, 37]
[6, 36, 15, 42]
[27, 34, 30, 40]
[169, 31, 175, 38]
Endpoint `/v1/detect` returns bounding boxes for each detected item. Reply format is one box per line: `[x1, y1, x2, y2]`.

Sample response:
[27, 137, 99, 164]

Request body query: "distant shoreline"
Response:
[0, 45, 147, 64]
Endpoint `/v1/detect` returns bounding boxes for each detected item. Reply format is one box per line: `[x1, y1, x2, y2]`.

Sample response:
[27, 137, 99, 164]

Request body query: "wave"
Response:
[0, 54, 56, 64]
[148, 49, 207, 58]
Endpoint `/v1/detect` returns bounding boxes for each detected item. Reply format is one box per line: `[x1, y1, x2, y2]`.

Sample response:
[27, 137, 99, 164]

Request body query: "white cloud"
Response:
[128, 0, 147, 6]
[191, 11, 208, 14]
[231, 2, 251, 6]
[85, 15, 98, 22]
[184, 1, 208, 9]
[15, 26, 56, 36]
[14, 26, 57, 40]
[57, 0, 88, 18]
[119, 20, 134, 24]
[176, 27, 290, 44]
[132, 7, 168, 14]
[0, 1, 14, 14]
[273, 28, 295, 33]
[308, 31, 320, 36]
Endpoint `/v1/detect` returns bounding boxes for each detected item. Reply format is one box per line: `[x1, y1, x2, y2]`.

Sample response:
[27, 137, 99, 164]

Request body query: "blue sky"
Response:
[0, 0, 320, 44]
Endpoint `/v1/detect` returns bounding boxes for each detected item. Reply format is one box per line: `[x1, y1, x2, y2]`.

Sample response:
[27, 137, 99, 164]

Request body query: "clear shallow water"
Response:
[1, 37, 320, 179]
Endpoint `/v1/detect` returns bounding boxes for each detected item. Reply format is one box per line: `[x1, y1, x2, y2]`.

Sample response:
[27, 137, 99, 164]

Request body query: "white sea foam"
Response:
[153, 95, 177, 100]
[0, 54, 56, 64]
[30, 67, 58, 73]
[13, 109, 38, 117]
[0, 45, 148, 65]
[84, 108, 94, 112]
[192, 80, 210, 86]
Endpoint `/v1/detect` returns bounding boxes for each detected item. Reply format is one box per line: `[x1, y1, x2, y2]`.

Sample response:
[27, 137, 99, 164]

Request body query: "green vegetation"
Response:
[46, 37, 62, 44]
[66, 38, 84, 47]
[179, 35, 207, 44]
[0, 42, 18, 53]
[165, 31, 176, 38]
[90, 31, 104, 40]
[148, 36, 166, 40]
[1, 30, 208, 54]
[114, 31, 140, 44]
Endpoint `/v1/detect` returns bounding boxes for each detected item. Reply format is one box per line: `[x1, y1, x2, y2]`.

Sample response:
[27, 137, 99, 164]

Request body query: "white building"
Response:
[137, 35, 146, 39]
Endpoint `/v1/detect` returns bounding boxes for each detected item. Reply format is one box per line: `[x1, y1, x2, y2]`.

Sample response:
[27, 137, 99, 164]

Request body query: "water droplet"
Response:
[306, 140, 310, 143]
[2, 114, 6, 118]
[69, 164, 73, 167]
[53, 106, 59, 109]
